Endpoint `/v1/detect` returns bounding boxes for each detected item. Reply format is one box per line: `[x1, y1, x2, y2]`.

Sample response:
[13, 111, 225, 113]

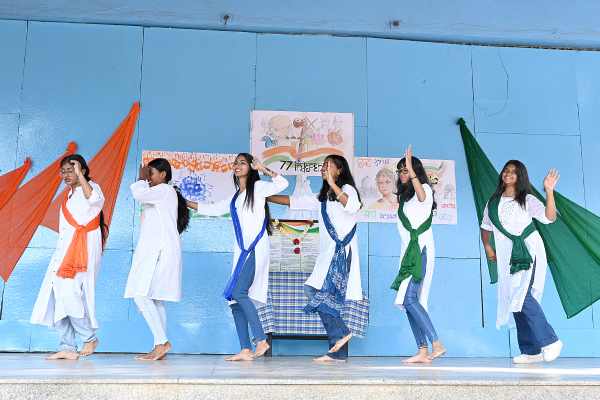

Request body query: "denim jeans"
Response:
[512, 263, 558, 355]
[403, 248, 439, 348]
[230, 252, 267, 350]
[304, 285, 350, 360]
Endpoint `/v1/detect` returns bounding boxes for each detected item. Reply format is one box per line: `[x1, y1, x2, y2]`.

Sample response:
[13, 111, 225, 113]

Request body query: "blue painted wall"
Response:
[3, 1, 600, 49]
[1, 19, 600, 357]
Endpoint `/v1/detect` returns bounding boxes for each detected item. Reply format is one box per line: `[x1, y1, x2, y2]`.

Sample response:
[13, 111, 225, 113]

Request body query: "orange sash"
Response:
[56, 194, 100, 279]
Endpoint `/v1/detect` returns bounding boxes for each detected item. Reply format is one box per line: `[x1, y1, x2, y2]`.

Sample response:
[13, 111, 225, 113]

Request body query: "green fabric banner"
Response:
[458, 118, 600, 319]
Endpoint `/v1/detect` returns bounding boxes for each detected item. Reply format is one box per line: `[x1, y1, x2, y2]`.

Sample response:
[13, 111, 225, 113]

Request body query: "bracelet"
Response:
[336, 191, 346, 200]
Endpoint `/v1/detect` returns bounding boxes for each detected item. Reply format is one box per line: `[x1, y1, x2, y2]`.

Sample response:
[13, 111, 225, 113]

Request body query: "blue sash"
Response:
[222, 191, 268, 301]
[304, 200, 356, 317]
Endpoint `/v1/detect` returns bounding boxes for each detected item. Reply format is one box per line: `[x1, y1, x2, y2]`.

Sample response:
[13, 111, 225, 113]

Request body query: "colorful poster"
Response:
[250, 110, 354, 176]
[355, 157, 457, 224]
[142, 150, 236, 219]
[269, 220, 320, 273]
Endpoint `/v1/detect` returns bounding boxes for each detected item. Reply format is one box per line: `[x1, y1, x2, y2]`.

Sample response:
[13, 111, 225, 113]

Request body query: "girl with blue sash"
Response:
[268, 155, 363, 362]
[187, 153, 288, 361]
[390, 146, 445, 363]
[481, 160, 561, 364]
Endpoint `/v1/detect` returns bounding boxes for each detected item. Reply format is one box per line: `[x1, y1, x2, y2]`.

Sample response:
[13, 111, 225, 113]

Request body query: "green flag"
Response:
[458, 118, 600, 319]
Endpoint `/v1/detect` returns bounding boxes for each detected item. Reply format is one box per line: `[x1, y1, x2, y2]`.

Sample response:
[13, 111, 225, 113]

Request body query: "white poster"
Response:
[250, 110, 354, 176]
[355, 157, 457, 224]
[142, 150, 236, 218]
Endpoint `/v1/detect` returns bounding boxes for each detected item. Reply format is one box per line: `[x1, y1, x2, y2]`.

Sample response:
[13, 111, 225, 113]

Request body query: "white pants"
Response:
[134, 296, 167, 346]
[52, 288, 96, 352]
[55, 315, 96, 352]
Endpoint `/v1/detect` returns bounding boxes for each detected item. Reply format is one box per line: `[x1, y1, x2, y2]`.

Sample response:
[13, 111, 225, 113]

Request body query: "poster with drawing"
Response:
[250, 110, 354, 176]
[355, 157, 457, 224]
[142, 150, 236, 219]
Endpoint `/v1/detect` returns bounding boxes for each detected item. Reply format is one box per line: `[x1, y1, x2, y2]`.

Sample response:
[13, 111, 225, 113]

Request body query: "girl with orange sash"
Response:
[31, 155, 107, 360]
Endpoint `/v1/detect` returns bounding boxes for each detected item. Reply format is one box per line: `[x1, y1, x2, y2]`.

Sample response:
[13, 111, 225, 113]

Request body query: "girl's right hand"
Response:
[404, 145, 414, 173]
[484, 245, 497, 262]
[138, 165, 150, 181]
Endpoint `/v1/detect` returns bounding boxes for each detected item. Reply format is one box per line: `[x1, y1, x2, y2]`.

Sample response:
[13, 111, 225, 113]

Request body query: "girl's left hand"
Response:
[543, 168, 560, 192]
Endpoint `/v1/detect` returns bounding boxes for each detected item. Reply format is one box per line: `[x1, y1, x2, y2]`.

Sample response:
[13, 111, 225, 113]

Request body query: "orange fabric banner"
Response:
[0, 158, 32, 211]
[56, 195, 100, 279]
[0, 143, 77, 282]
[41, 102, 140, 233]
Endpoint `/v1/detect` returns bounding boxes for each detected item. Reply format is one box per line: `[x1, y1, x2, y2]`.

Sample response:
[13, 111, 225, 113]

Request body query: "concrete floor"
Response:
[1, 353, 600, 384]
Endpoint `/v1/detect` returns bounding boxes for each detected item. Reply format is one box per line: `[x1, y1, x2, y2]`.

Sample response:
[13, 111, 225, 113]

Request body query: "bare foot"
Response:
[328, 333, 352, 353]
[79, 339, 99, 356]
[403, 348, 432, 364]
[135, 346, 157, 360]
[429, 341, 446, 360]
[313, 354, 346, 363]
[46, 350, 79, 360]
[225, 349, 254, 361]
[150, 341, 171, 361]
[253, 340, 270, 359]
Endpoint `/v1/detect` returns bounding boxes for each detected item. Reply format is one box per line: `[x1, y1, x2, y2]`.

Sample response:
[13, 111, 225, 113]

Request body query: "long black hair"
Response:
[317, 155, 362, 204]
[147, 158, 191, 234]
[233, 153, 274, 236]
[395, 156, 437, 210]
[491, 160, 532, 208]
[61, 154, 109, 247]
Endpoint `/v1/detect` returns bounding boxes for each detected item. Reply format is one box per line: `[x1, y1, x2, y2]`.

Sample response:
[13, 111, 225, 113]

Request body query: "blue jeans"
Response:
[512, 264, 558, 355]
[403, 248, 439, 348]
[230, 252, 267, 350]
[304, 285, 350, 360]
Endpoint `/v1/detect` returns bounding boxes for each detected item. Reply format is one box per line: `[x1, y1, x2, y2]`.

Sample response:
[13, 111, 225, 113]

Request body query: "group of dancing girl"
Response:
[29, 146, 563, 364]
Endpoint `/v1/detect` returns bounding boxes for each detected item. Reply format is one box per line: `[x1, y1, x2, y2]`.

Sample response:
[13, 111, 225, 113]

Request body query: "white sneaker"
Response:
[542, 340, 563, 362]
[513, 353, 544, 364]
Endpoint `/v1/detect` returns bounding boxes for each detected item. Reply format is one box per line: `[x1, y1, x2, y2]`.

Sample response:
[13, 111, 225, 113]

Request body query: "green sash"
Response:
[390, 199, 433, 290]
[487, 195, 537, 275]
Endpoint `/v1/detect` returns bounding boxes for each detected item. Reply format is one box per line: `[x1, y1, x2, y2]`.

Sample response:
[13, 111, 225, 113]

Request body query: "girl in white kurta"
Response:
[187, 153, 288, 361]
[31, 154, 106, 360]
[268, 155, 362, 363]
[125, 158, 190, 361]
[481, 160, 562, 364]
[391, 146, 445, 364]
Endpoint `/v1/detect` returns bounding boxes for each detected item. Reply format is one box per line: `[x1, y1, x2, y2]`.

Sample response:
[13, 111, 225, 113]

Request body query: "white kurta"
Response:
[290, 185, 363, 301]
[31, 181, 105, 329]
[481, 194, 553, 328]
[124, 181, 183, 302]
[394, 184, 435, 311]
[197, 174, 289, 306]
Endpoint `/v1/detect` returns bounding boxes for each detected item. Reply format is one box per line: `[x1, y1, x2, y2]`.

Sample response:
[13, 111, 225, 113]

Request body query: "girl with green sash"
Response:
[391, 146, 445, 363]
[480, 160, 561, 364]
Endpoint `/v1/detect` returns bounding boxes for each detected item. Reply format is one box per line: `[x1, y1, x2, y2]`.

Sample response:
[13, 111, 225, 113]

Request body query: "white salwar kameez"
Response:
[481, 194, 553, 328]
[394, 184, 435, 311]
[125, 181, 183, 346]
[196, 174, 289, 306]
[289, 185, 363, 301]
[125, 181, 183, 302]
[31, 182, 105, 331]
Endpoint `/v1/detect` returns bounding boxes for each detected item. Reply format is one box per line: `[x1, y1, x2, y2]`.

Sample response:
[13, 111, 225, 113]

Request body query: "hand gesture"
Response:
[543, 168, 560, 192]
[138, 165, 150, 182]
[325, 162, 337, 186]
[404, 145, 414, 174]
[71, 160, 84, 177]
[250, 157, 266, 173]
